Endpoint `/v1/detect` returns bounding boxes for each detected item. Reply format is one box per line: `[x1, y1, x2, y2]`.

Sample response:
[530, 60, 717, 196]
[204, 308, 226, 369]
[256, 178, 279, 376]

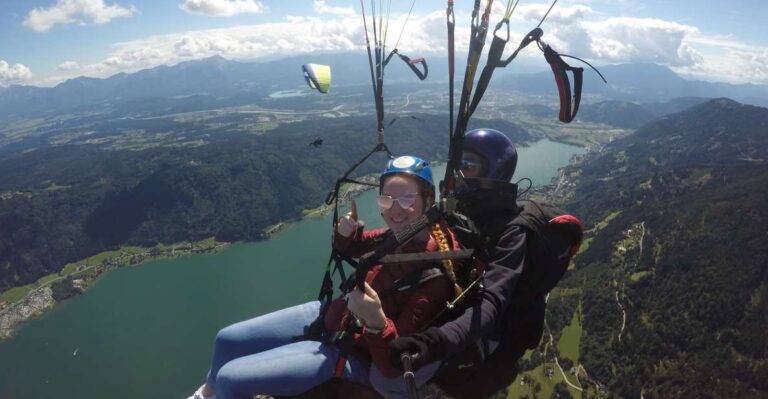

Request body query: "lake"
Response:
[0, 138, 586, 399]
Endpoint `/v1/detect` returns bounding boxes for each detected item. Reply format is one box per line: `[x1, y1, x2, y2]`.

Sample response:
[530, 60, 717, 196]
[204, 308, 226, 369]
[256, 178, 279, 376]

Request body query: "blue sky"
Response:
[1, 0, 766, 87]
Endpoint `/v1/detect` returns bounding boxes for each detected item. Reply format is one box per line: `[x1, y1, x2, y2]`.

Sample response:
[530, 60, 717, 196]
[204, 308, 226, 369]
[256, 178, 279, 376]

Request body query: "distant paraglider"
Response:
[309, 137, 323, 148]
[302, 63, 331, 94]
[387, 115, 424, 127]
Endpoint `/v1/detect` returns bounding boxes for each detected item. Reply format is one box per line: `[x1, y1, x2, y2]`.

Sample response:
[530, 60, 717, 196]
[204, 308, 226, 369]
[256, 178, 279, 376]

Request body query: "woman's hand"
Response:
[347, 282, 387, 330]
[337, 200, 360, 237]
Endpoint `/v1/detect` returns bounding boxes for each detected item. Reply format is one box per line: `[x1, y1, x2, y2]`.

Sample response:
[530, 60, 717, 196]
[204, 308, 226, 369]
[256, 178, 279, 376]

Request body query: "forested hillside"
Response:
[554, 98, 768, 397]
[0, 114, 527, 292]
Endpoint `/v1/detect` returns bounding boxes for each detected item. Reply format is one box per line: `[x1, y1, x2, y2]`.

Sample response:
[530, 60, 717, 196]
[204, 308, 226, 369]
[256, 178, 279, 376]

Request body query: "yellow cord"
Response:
[431, 223, 463, 299]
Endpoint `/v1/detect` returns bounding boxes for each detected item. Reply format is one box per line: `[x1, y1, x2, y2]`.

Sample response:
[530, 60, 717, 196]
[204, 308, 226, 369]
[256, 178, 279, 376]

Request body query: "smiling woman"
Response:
[183, 155, 461, 399]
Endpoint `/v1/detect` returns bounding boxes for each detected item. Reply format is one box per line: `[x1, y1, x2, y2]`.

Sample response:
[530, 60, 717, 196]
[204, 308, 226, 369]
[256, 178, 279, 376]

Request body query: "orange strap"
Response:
[334, 355, 347, 378]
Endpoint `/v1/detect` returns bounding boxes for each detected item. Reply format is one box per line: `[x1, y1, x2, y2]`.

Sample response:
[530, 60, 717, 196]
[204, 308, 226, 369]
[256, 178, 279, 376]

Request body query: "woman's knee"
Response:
[214, 361, 244, 399]
[214, 323, 250, 352]
[214, 325, 236, 347]
[213, 343, 332, 398]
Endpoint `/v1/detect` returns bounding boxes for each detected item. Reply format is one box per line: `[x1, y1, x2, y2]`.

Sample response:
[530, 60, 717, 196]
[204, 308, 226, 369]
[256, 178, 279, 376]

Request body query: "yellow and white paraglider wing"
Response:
[302, 63, 331, 94]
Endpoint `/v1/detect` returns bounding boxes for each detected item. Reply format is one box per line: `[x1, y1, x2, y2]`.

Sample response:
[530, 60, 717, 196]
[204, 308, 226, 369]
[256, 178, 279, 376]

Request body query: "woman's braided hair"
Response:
[430, 222, 463, 300]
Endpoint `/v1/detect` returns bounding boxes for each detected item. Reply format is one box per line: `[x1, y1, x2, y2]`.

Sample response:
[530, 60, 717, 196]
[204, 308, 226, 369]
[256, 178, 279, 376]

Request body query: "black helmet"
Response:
[463, 128, 517, 181]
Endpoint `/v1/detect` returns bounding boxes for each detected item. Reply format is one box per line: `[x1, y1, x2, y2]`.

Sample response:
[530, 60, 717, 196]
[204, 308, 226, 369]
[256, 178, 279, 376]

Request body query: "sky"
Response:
[0, 0, 766, 87]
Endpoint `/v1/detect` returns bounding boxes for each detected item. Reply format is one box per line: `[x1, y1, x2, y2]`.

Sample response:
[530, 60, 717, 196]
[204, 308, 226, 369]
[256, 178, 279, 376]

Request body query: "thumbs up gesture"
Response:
[347, 282, 387, 330]
[337, 200, 359, 237]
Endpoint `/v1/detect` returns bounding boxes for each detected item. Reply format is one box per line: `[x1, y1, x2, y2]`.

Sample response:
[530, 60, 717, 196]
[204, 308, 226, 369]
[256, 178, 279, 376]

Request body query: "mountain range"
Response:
[1, 55, 766, 125]
[497, 62, 768, 107]
[551, 98, 768, 397]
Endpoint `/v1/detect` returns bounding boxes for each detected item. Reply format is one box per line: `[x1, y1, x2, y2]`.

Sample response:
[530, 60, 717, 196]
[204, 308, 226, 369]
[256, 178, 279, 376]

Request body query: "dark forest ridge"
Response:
[549, 98, 768, 397]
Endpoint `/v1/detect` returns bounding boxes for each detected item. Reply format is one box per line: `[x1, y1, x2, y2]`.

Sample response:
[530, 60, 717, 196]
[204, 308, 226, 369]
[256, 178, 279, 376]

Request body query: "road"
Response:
[616, 288, 626, 343]
[544, 323, 584, 392]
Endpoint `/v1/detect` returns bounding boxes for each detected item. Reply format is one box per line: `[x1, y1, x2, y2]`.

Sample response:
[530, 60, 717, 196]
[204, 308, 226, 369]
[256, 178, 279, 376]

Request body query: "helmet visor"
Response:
[460, 159, 483, 172]
[459, 151, 487, 178]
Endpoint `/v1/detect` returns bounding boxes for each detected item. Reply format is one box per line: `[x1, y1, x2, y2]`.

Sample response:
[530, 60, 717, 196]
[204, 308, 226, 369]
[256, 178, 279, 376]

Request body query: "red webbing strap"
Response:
[397, 52, 428, 80]
[447, 0, 455, 142]
[549, 59, 572, 122]
[543, 44, 584, 123]
[334, 354, 347, 378]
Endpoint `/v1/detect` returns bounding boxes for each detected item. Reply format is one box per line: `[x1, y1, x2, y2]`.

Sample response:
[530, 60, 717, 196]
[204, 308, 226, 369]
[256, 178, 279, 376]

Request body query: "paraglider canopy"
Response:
[302, 63, 332, 94]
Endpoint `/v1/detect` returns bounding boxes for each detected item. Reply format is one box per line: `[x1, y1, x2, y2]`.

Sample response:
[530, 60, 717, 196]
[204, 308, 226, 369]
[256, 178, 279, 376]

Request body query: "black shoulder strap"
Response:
[378, 266, 446, 298]
[379, 249, 474, 265]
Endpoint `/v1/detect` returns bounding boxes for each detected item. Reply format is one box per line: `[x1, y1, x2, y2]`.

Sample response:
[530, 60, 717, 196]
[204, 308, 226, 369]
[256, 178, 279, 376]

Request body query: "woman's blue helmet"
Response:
[464, 128, 517, 182]
[381, 155, 435, 189]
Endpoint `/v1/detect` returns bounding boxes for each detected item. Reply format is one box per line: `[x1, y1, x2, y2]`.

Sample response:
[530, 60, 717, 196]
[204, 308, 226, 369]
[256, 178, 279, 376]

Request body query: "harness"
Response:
[311, 0, 603, 391]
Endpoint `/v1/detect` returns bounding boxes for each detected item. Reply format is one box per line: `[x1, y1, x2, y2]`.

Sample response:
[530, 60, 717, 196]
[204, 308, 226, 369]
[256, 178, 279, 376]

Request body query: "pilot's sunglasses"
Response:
[377, 194, 420, 210]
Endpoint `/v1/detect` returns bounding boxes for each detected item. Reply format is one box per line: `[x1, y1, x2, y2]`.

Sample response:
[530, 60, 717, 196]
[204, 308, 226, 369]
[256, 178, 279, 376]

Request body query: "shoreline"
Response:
[0, 239, 229, 341]
[0, 177, 381, 342]
[301, 174, 379, 219]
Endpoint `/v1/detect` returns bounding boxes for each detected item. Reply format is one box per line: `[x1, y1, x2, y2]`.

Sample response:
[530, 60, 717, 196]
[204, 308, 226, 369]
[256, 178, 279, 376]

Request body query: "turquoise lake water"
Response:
[0, 139, 586, 399]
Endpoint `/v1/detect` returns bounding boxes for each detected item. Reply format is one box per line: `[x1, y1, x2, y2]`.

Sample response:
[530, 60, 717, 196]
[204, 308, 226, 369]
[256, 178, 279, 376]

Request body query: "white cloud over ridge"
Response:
[57, 61, 81, 71]
[735, 49, 768, 84]
[313, 0, 354, 16]
[23, 0, 136, 32]
[42, 6, 768, 86]
[582, 17, 702, 66]
[180, 0, 267, 17]
[0, 61, 33, 85]
[45, 9, 461, 82]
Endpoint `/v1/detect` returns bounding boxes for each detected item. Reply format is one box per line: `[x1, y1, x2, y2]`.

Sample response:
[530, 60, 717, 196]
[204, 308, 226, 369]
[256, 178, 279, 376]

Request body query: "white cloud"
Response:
[44, 15, 362, 82]
[685, 33, 759, 53]
[733, 49, 768, 84]
[34, 8, 768, 86]
[580, 17, 702, 66]
[0, 60, 33, 85]
[671, 45, 768, 85]
[515, 4, 592, 26]
[57, 61, 81, 71]
[42, 10, 438, 84]
[530, 15, 768, 85]
[180, 0, 267, 17]
[23, 0, 137, 32]
[313, 0, 354, 16]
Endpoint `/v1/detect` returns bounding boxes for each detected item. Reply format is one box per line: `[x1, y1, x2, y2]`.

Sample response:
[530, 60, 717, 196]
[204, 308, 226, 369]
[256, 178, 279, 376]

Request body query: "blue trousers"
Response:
[206, 301, 368, 398]
[206, 300, 442, 399]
